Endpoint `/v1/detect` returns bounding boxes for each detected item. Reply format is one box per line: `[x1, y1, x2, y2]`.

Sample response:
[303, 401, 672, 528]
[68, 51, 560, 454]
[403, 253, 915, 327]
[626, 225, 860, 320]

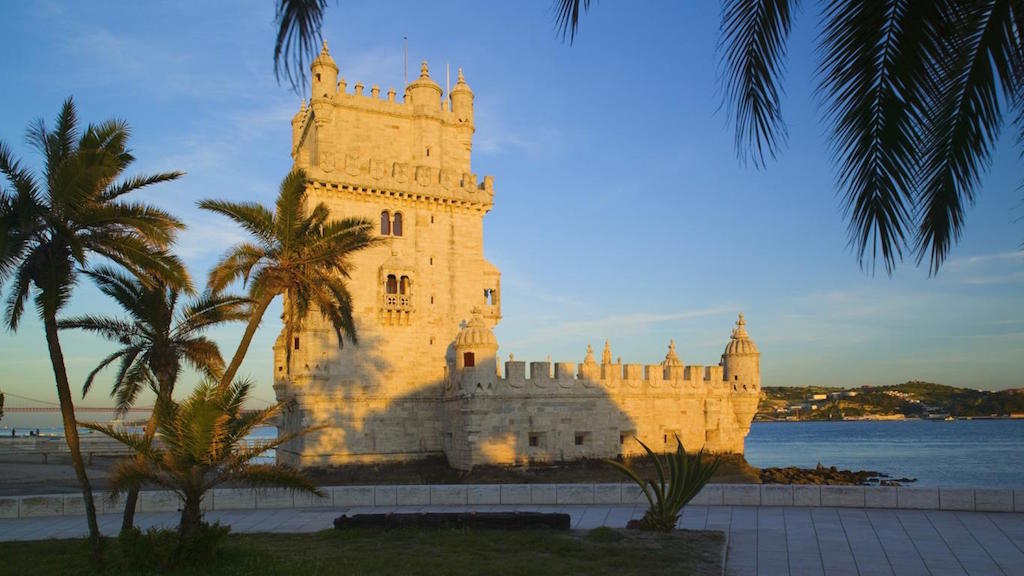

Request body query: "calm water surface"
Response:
[6, 420, 1022, 487]
[745, 419, 1024, 488]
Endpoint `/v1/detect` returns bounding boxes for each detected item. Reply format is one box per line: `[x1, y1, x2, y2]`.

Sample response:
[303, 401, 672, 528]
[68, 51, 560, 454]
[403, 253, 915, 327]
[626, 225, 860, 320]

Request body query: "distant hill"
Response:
[757, 381, 1024, 421]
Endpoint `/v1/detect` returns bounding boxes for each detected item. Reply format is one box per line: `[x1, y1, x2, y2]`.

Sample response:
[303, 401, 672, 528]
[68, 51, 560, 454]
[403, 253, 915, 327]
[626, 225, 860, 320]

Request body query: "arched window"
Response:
[399, 276, 410, 295]
[385, 274, 398, 294]
[392, 212, 403, 237]
[463, 352, 475, 368]
[380, 211, 391, 235]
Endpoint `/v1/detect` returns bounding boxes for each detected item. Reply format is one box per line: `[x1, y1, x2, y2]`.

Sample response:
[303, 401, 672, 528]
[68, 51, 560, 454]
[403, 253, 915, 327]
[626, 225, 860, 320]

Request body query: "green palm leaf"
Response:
[200, 168, 380, 388]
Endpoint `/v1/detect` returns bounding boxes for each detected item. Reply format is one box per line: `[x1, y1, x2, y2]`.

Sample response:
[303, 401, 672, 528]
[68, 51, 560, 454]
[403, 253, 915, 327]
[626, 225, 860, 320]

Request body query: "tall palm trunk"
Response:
[120, 368, 173, 533]
[220, 294, 274, 390]
[44, 314, 103, 564]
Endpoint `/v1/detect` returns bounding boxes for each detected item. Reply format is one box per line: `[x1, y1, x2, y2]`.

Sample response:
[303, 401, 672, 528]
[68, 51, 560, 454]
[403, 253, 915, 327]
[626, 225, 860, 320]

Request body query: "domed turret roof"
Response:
[455, 308, 497, 348]
[724, 313, 759, 355]
[451, 68, 472, 95]
[312, 41, 338, 71]
[662, 340, 682, 367]
[408, 61, 441, 92]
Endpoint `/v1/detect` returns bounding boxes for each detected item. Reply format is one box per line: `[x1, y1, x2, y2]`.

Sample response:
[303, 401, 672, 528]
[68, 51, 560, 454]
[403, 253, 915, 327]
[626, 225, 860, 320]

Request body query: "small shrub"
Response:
[118, 522, 230, 571]
[605, 436, 720, 532]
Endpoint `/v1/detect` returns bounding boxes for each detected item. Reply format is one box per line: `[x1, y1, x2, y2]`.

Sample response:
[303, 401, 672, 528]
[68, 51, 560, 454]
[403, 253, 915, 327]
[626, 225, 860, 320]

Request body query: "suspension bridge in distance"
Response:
[1, 392, 275, 414]
[4, 406, 154, 413]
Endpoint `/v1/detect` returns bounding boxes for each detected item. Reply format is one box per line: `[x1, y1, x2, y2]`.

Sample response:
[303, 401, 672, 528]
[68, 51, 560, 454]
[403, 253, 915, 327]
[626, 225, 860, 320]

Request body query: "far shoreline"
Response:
[753, 414, 1024, 423]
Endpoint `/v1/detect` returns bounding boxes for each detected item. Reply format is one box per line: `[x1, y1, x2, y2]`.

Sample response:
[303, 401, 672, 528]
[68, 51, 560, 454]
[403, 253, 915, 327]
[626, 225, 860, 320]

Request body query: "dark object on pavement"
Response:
[334, 511, 571, 531]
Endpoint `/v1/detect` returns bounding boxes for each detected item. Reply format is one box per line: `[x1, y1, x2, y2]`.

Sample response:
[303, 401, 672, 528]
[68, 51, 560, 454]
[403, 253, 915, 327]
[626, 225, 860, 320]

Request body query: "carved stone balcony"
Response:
[384, 294, 412, 310]
[381, 293, 413, 326]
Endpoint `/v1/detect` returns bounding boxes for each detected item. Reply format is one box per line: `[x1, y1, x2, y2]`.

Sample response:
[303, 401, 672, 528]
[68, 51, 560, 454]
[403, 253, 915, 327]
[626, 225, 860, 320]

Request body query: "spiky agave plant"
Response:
[80, 380, 322, 547]
[605, 436, 720, 532]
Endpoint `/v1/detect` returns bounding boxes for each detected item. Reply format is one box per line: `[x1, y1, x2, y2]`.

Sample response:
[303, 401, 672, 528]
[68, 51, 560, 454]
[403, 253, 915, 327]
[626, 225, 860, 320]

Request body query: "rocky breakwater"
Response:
[760, 463, 917, 486]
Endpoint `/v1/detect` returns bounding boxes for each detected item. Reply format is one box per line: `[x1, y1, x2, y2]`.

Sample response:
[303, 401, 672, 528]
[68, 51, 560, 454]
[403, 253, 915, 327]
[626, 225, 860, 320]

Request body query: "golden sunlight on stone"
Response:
[273, 43, 760, 470]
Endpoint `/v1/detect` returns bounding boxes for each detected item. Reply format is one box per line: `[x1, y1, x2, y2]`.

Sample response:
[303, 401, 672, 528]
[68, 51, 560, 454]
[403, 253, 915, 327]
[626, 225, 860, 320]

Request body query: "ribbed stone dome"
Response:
[724, 313, 759, 355]
[455, 308, 497, 348]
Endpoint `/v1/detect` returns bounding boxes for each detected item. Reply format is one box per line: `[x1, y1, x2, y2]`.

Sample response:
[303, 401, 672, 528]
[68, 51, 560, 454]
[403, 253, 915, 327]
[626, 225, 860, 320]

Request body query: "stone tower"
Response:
[722, 313, 761, 439]
[274, 43, 501, 467]
[722, 313, 760, 386]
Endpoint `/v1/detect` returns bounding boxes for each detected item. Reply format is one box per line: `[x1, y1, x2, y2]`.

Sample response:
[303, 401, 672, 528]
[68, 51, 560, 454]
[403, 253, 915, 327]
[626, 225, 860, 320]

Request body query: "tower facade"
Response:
[275, 44, 501, 466]
[274, 43, 761, 469]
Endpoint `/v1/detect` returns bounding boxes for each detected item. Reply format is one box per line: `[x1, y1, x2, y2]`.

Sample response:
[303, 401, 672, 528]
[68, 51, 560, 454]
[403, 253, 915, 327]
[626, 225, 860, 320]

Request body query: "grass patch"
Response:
[0, 527, 723, 575]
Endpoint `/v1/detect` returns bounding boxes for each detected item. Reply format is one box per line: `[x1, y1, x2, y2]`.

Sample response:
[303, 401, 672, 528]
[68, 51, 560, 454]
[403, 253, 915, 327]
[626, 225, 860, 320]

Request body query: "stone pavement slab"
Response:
[0, 505, 1021, 575]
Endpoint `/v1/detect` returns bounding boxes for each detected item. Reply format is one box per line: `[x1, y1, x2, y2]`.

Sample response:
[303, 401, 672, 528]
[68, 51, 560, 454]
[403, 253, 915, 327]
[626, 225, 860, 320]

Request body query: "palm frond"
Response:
[3, 250, 35, 330]
[80, 266, 147, 318]
[174, 292, 250, 337]
[197, 199, 277, 244]
[720, 0, 798, 168]
[207, 243, 268, 292]
[817, 0, 936, 274]
[217, 464, 321, 495]
[180, 337, 226, 381]
[106, 456, 174, 495]
[101, 171, 184, 201]
[915, 0, 1020, 274]
[81, 201, 185, 248]
[273, 0, 329, 94]
[114, 359, 156, 413]
[87, 235, 192, 293]
[58, 315, 141, 343]
[274, 170, 309, 251]
[79, 420, 155, 456]
[553, 0, 592, 44]
[79, 347, 132, 398]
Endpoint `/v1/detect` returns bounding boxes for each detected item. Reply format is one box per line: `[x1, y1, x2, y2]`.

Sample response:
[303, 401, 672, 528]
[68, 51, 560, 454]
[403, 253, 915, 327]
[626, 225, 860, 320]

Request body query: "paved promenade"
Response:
[1, 504, 1022, 575]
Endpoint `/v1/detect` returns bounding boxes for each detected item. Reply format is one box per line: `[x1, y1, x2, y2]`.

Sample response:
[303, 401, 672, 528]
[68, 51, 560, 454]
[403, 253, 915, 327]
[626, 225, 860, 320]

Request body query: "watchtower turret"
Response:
[449, 68, 474, 125]
[310, 41, 338, 99]
[453, 308, 499, 386]
[406, 61, 442, 111]
[722, 313, 760, 388]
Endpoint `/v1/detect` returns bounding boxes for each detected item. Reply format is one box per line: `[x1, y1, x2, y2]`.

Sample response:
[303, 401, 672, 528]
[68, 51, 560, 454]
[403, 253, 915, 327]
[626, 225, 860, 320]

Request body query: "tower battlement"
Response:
[296, 61, 474, 129]
[293, 43, 483, 208]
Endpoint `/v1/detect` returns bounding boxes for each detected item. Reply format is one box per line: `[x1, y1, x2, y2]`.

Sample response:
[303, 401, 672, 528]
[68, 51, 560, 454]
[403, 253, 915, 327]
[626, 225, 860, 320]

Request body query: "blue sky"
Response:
[1, 1, 1022, 422]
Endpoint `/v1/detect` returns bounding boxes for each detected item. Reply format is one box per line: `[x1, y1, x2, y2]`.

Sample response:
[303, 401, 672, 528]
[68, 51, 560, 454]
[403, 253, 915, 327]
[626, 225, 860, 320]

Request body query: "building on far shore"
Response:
[272, 43, 761, 470]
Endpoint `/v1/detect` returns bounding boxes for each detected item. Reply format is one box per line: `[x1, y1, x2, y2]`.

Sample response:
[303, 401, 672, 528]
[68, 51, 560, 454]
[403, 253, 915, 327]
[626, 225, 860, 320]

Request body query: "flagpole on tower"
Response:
[403, 36, 408, 85]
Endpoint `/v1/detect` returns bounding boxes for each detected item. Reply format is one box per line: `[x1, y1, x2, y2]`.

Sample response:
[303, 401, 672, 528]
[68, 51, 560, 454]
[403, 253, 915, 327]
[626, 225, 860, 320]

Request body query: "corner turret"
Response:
[449, 68, 474, 125]
[722, 313, 760, 388]
[453, 308, 499, 389]
[311, 41, 338, 99]
[406, 61, 442, 111]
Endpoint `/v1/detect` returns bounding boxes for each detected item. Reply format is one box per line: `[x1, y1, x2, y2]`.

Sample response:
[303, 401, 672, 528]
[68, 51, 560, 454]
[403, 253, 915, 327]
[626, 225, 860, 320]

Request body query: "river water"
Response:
[745, 419, 1024, 488]
[4, 419, 1022, 488]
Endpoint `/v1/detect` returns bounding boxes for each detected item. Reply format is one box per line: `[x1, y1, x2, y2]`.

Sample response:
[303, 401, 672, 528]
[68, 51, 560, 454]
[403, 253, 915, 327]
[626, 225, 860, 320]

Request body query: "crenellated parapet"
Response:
[295, 62, 476, 133]
[447, 321, 759, 398]
[293, 43, 488, 210]
[442, 312, 762, 469]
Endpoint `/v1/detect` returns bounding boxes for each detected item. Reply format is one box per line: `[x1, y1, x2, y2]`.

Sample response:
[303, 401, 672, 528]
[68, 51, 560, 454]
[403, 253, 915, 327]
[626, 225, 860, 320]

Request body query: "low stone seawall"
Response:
[2, 484, 1022, 519]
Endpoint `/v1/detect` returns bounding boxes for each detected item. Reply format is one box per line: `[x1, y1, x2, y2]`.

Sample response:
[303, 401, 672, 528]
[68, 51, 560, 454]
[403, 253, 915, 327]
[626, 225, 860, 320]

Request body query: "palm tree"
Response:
[59, 266, 249, 532]
[554, 0, 1024, 275]
[0, 98, 188, 560]
[81, 380, 321, 549]
[199, 168, 380, 389]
